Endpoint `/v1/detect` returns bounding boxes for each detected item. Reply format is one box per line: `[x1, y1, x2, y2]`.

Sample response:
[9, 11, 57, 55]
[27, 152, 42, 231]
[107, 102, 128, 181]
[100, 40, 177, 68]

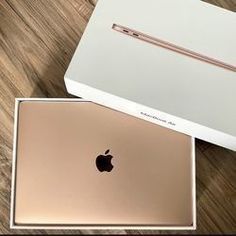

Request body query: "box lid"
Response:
[65, 0, 236, 150]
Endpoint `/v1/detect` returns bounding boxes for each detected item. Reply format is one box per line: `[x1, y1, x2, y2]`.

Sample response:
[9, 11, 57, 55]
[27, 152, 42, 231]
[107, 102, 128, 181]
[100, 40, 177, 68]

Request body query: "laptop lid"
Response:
[13, 100, 194, 227]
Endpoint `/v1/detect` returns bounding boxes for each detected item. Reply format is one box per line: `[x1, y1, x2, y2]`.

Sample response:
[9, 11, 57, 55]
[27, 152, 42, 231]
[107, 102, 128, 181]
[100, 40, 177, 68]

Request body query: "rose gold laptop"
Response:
[11, 100, 195, 229]
[112, 24, 236, 72]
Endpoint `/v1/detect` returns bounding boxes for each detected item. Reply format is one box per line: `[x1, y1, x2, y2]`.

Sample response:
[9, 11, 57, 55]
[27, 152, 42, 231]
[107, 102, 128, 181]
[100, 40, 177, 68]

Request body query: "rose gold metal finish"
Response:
[14, 101, 193, 227]
[112, 24, 236, 72]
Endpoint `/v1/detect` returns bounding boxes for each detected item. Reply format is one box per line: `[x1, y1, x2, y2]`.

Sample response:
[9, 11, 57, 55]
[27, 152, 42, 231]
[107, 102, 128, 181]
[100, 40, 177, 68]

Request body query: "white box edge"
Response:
[64, 77, 236, 152]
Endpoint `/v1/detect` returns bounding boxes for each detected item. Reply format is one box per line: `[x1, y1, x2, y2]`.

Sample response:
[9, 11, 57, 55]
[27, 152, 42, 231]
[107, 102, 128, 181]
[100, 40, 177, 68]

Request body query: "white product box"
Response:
[11, 98, 196, 230]
[65, 0, 236, 151]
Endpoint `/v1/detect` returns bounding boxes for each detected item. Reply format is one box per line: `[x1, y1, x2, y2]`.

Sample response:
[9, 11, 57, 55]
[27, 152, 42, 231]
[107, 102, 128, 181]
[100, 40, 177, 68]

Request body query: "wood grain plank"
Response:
[0, 0, 235, 234]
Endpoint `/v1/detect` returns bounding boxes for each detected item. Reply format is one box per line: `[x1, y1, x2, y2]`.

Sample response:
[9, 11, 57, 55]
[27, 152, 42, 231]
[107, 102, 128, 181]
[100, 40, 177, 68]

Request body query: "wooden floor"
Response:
[0, 0, 235, 234]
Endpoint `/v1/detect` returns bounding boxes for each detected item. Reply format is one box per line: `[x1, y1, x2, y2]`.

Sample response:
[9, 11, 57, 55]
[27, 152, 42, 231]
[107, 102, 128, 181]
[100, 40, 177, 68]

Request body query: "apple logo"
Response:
[96, 149, 113, 172]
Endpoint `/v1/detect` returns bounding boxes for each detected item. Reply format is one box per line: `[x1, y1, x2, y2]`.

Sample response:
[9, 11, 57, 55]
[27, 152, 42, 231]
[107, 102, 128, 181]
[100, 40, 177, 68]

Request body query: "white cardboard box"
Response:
[65, 0, 236, 151]
[10, 98, 196, 230]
